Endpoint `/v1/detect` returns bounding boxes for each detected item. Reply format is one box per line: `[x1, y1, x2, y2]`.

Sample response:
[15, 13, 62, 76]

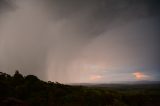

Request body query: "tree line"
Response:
[0, 71, 160, 106]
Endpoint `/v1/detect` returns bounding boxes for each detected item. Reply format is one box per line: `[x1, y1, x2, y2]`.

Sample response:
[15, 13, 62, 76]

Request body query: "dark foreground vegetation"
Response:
[0, 71, 160, 106]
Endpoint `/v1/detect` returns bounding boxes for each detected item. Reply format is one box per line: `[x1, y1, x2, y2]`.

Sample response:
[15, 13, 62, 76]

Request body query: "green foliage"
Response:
[0, 71, 160, 106]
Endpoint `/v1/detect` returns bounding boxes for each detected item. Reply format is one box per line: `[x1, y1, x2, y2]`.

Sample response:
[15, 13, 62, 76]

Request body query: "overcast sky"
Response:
[0, 0, 160, 83]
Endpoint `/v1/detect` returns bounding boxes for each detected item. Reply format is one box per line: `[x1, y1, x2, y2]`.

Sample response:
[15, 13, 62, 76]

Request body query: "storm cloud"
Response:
[0, 0, 160, 83]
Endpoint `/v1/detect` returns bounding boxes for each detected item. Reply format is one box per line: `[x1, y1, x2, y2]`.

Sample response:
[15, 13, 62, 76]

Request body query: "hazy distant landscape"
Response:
[0, 71, 160, 106]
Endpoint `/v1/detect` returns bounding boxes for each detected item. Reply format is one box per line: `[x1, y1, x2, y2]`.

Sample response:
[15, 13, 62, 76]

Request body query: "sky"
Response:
[0, 0, 160, 83]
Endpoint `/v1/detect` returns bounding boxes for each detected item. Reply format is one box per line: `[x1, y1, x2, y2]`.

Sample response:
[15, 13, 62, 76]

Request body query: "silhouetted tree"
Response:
[12, 70, 24, 86]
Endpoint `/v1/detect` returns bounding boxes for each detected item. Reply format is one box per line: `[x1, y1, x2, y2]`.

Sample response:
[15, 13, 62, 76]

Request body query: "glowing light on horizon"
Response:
[89, 75, 102, 81]
[133, 72, 149, 80]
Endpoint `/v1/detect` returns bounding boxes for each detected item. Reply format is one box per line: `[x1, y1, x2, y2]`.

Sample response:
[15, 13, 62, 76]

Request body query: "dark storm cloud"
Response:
[46, 0, 160, 43]
[0, 0, 15, 14]
[0, 0, 159, 82]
